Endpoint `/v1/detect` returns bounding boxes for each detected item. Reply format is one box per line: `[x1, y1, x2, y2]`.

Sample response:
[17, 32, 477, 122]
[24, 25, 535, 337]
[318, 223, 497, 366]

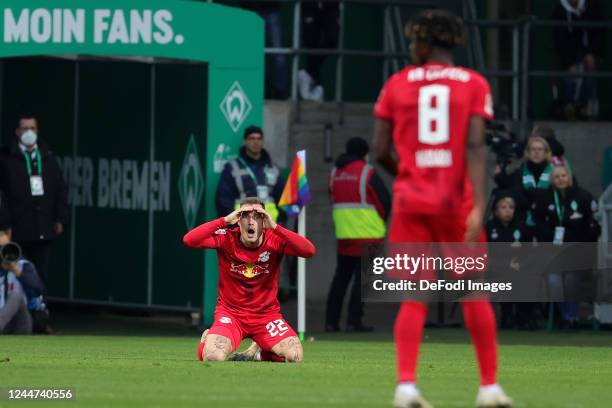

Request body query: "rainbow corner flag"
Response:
[278, 150, 312, 217]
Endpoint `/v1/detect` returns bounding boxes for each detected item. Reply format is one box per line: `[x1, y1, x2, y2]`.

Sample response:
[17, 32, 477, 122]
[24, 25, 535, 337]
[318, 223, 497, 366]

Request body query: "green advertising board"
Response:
[0, 0, 263, 325]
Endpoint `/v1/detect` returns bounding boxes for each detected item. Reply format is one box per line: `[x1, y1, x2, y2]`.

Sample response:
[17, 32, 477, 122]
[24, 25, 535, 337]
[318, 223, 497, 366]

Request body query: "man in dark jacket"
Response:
[326, 137, 390, 332]
[216, 125, 285, 222]
[0, 114, 68, 282]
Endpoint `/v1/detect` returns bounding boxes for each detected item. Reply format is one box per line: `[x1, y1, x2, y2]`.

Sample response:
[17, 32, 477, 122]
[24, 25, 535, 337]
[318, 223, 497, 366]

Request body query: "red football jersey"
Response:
[374, 62, 493, 215]
[183, 218, 316, 316]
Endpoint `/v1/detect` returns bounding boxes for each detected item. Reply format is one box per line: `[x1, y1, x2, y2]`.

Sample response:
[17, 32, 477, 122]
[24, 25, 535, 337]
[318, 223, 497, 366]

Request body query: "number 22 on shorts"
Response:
[266, 319, 289, 337]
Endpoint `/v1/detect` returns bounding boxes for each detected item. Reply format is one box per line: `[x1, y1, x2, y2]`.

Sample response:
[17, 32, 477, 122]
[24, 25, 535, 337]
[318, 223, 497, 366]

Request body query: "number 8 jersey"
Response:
[374, 62, 493, 215]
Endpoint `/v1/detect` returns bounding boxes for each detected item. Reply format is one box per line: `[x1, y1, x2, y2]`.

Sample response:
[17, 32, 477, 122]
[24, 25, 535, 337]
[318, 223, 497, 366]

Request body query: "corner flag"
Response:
[277, 150, 310, 341]
[278, 150, 311, 217]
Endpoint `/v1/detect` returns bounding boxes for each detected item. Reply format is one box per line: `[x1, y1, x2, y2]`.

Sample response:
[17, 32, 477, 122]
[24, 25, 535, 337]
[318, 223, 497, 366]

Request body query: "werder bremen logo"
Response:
[220, 81, 252, 132]
[178, 135, 204, 230]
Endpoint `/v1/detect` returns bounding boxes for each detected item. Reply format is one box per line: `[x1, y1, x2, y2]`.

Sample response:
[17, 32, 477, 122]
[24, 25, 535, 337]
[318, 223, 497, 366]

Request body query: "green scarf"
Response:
[522, 163, 553, 190]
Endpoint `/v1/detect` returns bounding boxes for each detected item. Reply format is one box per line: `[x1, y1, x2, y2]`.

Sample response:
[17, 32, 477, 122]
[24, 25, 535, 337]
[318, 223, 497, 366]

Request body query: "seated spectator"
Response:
[552, 0, 604, 120]
[532, 165, 601, 329]
[532, 165, 600, 243]
[0, 230, 50, 334]
[494, 136, 554, 225]
[487, 191, 533, 244]
[486, 191, 536, 329]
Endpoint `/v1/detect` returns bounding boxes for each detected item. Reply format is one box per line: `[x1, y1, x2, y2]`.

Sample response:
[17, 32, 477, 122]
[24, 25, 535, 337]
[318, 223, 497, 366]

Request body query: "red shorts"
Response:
[388, 214, 487, 280]
[208, 305, 297, 352]
[389, 213, 486, 243]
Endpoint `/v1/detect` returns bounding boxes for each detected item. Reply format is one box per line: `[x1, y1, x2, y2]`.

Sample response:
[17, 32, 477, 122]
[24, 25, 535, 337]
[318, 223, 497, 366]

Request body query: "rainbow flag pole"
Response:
[297, 203, 306, 341]
[278, 150, 311, 341]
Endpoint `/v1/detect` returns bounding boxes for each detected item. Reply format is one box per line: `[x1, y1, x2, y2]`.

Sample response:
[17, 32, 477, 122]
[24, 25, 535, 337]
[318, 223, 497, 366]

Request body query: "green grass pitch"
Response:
[1, 323, 612, 408]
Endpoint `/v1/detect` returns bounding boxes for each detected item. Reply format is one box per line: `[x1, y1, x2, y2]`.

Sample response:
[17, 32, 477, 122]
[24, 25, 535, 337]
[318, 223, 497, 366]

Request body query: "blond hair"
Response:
[551, 165, 573, 187]
[524, 136, 552, 163]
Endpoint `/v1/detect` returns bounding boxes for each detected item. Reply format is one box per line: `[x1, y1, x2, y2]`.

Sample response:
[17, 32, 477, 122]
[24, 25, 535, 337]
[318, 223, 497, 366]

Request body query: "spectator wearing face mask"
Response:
[0, 114, 68, 283]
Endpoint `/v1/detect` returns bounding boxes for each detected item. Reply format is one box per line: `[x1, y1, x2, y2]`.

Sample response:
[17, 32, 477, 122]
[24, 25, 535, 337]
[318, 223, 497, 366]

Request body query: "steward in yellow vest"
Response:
[326, 137, 390, 332]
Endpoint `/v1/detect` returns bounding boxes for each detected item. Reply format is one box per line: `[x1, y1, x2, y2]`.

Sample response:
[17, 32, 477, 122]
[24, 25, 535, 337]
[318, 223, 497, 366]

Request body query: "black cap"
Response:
[346, 137, 369, 158]
[243, 125, 263, 139]
[492, 189, 517, 209]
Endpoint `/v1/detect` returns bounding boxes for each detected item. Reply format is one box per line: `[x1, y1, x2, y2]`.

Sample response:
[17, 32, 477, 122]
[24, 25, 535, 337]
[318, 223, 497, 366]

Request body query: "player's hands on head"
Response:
[464, 207, 483, 243]
[254, 206, 277, 230]
[224, 207, 247, 225]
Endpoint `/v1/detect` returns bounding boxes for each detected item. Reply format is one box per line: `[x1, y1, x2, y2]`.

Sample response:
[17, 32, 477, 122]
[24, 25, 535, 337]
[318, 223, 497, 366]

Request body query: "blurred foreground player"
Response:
[373, 10, 512, 408]
[183, 197, 315, 363]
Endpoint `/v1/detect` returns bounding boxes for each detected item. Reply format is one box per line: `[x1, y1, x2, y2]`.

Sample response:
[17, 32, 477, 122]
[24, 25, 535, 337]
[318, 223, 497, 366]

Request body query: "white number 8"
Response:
[418, 84, 450, 145]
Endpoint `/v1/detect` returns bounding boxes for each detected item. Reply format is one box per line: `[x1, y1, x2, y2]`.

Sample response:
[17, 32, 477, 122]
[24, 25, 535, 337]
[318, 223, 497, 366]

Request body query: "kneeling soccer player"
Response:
[183, 197, 316, 362]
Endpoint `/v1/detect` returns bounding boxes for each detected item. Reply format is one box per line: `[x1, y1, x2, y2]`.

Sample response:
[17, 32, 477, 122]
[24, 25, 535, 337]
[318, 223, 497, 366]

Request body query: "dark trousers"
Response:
[325, 254, 363, 327]
[18, 240, 52, 284]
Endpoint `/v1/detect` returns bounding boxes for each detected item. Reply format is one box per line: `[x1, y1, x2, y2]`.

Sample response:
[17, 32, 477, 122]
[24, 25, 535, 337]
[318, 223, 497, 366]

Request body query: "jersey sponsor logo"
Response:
[230, 262, 270, 279]
[219, 316, 232, 324]
[214, 229, 227, 235]
[334, 172, 358, 182]
[258, 251, 270, 263]
[415, 149, 452, 168]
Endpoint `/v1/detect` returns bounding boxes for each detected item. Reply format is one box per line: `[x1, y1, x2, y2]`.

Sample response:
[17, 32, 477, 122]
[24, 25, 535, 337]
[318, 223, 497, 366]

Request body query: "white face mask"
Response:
[20, 130, 37, 147]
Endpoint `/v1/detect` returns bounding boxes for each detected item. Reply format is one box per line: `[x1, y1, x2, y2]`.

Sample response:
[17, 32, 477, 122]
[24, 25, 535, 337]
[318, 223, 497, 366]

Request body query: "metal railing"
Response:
[213, 1, 612, 129]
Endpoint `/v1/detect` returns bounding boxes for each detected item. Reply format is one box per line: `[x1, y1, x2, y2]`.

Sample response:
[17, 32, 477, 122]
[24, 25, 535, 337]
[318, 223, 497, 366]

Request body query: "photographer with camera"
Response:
[0, 230, 32, 334]
[0, 230, 50, 334]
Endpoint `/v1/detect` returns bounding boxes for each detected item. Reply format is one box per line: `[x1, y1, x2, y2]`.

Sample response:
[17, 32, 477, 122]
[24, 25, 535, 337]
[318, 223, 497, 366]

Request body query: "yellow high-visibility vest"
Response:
[331, 163, 386, 239]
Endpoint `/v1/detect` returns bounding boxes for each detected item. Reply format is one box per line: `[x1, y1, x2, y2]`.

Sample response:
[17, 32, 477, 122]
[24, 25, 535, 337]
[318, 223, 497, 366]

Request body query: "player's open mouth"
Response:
[247, 228, 255, 235]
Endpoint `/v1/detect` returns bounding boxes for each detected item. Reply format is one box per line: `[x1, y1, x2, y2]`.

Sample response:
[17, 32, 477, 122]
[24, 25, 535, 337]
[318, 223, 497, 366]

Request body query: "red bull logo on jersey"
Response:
[230, 262, 270, 279]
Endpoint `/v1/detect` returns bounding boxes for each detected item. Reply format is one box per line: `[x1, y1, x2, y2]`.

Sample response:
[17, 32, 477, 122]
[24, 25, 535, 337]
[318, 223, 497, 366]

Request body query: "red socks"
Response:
[462, 301, 498, 385]
[260, 350, 285, 362]
[395, 301, 498, 386]
[394, 302, 428, 383]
